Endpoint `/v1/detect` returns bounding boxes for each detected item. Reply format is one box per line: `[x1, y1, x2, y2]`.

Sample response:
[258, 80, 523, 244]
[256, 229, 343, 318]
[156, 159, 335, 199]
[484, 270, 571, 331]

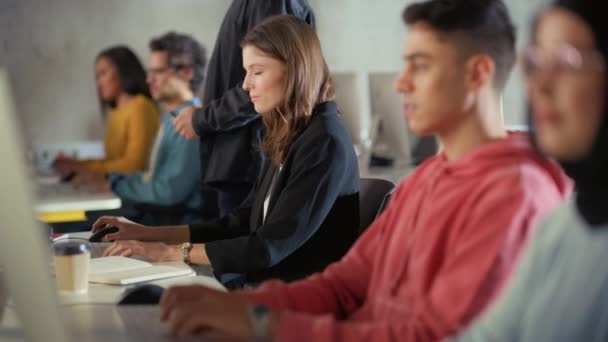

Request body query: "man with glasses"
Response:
[84, 32, 207, 225]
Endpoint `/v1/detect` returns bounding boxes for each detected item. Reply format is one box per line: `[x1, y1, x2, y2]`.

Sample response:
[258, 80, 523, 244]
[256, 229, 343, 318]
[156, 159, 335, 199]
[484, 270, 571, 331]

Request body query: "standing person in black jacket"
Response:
[172, 0, 316, 220]
[94, 15, 360, 289]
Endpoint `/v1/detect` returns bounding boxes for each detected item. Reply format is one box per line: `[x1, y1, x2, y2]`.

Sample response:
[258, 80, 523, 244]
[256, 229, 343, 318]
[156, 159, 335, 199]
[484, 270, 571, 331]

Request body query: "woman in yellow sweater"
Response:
[55, 46, 160, 177]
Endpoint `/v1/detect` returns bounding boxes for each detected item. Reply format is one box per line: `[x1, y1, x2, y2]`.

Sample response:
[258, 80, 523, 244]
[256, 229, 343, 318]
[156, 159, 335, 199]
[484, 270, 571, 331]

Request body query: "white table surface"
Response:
[35, 177, 121, 213]
[54, 262, 225, 306]
[0, 248, 226, 341]
[0, 305, 236, 341]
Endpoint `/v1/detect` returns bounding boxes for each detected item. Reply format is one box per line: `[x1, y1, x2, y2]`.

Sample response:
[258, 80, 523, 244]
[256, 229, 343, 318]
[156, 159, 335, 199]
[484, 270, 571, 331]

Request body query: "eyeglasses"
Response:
[522, 45, 605, 80]
[147, 64, 193, 76]
[147, 67, 171, 76]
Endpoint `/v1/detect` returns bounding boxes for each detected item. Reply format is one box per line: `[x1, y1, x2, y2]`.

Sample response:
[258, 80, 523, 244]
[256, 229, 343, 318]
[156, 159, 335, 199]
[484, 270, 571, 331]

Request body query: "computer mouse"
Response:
[89, 226, 119, 243]
[61, 172, 76, 183]
[118, 284, 165, 305]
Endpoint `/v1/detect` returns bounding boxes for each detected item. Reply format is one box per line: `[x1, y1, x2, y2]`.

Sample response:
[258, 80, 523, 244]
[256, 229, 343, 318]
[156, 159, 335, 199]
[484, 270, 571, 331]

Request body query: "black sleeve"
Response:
[248, 0, 316, 31]
[188, 206, 252, 243]
[205, 135, 352, 275]
[191, 85, 258, 136]
[191, 0, 315, 136]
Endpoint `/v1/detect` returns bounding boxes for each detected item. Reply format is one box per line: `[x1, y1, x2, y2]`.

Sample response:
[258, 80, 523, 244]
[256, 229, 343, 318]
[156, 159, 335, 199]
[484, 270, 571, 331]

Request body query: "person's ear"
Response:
[465, 54, 496, 92]
[178, 67, 195, 83]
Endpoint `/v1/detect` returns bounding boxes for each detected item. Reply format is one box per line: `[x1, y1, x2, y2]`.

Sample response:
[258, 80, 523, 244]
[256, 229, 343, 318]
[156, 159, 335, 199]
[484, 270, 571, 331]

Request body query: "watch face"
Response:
[249, 304, 270, 339]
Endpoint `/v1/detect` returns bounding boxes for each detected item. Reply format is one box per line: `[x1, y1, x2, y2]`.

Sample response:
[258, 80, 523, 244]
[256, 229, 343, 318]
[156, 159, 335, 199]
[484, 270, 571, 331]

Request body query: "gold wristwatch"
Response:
[179, 242, 193, 264]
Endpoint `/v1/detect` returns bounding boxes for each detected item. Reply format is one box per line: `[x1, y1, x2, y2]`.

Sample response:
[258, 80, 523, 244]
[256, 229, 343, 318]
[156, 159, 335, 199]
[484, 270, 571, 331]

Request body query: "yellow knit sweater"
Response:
[81, 94, 160, 173]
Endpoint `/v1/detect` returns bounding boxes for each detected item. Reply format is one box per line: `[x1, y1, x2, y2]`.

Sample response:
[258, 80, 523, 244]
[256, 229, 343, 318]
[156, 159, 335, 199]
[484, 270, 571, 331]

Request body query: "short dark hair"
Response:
[96, 46, 151, 109]
[403, 0, 516, 89]
[149, 31, 207, 92]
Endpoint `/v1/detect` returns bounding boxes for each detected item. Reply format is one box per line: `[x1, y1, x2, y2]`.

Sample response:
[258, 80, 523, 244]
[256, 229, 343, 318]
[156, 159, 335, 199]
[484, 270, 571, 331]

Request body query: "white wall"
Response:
[309, 0, 549, 125]
[0, 0, 231, 145]
[1, 0, 549, 145]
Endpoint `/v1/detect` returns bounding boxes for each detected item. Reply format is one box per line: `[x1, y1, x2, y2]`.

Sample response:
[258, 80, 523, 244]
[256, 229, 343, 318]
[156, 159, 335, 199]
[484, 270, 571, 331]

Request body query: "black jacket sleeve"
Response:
[188, 166, 264, 242]
[192, 85, 258, 136]
[204, 134, 353, 275]
[188, 206, 252, 243]
[191, 0, 316, 136]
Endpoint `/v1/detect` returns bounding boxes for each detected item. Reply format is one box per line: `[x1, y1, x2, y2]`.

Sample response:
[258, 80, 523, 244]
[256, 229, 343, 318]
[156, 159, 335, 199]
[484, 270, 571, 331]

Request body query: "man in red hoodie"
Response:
[157, 1, 572, 340]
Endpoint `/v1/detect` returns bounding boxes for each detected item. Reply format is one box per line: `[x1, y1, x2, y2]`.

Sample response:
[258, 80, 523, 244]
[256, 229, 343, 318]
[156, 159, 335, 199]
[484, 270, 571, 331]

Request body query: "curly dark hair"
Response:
[149, 31, 207, 92]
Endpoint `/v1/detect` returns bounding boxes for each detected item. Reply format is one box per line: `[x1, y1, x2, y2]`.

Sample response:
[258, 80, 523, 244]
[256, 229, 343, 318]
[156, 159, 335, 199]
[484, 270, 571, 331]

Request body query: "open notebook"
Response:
[89, 256, 195, 285]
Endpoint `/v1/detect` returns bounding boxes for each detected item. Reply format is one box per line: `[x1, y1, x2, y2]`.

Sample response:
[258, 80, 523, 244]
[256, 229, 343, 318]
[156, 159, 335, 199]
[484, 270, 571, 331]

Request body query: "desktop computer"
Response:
[0, 69, 69, 341]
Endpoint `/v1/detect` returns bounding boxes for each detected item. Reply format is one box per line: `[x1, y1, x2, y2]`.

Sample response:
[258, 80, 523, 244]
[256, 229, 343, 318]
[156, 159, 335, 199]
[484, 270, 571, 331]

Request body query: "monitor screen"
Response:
[0, 69, 68, 341]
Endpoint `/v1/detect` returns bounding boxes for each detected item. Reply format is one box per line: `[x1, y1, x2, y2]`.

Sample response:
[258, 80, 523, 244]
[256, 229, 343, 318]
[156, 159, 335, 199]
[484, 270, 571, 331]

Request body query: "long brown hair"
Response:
[241, 15, 334, 165]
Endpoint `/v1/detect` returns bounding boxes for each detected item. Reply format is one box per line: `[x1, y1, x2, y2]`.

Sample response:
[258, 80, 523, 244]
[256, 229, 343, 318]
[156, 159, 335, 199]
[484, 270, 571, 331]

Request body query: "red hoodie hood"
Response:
[429, 132, 572, 197]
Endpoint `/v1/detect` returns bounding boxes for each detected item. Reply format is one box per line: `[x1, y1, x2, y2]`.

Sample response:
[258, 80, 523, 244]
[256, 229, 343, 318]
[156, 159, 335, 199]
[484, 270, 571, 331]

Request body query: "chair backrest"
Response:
[377, 187, 395, 215]
[359, 177, 396, 234]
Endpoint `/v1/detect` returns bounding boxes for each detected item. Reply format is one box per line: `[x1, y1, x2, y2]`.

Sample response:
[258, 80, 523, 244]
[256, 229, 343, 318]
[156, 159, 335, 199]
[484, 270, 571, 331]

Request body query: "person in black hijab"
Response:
[172, 0, 315, 220]
[548, 0, 608, 226]
[449, 0, 608, 341]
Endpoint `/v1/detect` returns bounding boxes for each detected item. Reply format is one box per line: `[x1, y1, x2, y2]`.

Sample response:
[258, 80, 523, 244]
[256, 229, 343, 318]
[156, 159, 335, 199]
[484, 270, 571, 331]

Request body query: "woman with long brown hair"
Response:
[92, 15, 360, 289]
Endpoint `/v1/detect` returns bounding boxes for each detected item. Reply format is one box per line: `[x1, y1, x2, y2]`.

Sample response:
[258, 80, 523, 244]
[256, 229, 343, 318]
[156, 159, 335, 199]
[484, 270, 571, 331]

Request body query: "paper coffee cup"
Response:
[53, 241, 91, 294]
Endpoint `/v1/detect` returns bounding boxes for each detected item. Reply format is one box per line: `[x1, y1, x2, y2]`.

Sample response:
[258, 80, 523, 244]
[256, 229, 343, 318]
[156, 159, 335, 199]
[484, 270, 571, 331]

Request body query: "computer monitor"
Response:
[369, 72, 439, 166]
[0, 69, 69, 341]
[332, 72, 373, 174]
[368, 72, 411, 167]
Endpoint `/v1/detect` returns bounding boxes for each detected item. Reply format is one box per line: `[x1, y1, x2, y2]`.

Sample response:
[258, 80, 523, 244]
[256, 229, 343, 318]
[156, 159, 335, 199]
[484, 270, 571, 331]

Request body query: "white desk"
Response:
[35, 180, 121, 213]
[0, 305, 238, 341]
[0, 256, 226, 341]
[1, 305, 198, 341]
[55, 262, 224, 306]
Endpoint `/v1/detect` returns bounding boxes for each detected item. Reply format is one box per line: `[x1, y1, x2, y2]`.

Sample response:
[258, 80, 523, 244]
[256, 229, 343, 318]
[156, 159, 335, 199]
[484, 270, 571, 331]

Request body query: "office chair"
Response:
[359, 177, 395, 235]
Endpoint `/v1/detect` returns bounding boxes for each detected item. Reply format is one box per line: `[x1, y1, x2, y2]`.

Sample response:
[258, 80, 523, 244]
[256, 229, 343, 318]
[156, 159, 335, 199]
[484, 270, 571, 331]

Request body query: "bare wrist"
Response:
[167, 245, 182, 262]
[267, 311, 279, 339]
[140, 226, 157, 241]
[102, 179, 111, 192]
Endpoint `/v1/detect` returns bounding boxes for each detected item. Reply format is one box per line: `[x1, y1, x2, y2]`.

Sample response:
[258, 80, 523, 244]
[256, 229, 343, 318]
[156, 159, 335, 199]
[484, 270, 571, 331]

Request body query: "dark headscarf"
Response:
[551, 0, 608, 225]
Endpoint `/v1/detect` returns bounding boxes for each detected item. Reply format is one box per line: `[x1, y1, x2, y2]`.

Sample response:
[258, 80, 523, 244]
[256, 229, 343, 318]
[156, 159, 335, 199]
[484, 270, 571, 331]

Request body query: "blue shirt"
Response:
[108, 113, 202, 217]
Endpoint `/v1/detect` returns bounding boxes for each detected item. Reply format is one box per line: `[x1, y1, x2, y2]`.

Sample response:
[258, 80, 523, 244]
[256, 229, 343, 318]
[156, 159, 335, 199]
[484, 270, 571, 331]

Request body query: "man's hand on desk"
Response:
[159, 285, 278, 339]
[91, 216, 150, 242]
[102, 240, 181, 262]
[70, 170, 110, 192]
[52, 155, 82, 177]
